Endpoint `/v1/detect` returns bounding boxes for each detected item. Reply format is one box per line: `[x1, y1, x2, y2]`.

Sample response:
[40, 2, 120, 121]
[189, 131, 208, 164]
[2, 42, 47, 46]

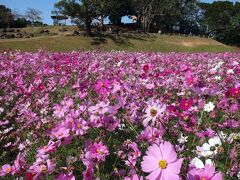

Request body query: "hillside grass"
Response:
[0, 26, 238, 52]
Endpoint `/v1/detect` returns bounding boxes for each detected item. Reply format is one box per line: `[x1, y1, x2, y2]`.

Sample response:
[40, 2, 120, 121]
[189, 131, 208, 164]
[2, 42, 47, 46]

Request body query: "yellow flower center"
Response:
[150, 108, 157, 117]
[77, 124, 81, 129]
[6, 167, 12, 173]
[57, 132, 63, 136]
[41, 165, 47, 173]
[201, 177, 207, 180]
[96, 149, 104, 155]
[158, 160, 167, 169]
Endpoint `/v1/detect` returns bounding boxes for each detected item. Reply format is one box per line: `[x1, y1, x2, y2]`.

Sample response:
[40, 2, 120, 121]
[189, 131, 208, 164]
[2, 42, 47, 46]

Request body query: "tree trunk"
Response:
[84, 1, 92, 36]
[85, 18, 92, 36]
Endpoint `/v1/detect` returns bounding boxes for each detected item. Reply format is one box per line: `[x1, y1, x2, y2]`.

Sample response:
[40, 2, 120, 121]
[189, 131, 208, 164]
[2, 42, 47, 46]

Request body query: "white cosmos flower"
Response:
[214, 76, 221, 81]
[178, 133, 188, 144]
[205, 159, 214, 166]
[177, 92, 185, 96]
[237, 171, 240, 179]
[190, 157, 214, 169]
[204, 102, 215, 112]
[227, 69, 234, 74]
[143, 102, 166, 126]
[0, 107, 4, 114]
[196, 136, 221, 157]
[191, 157, 204, 168]
[118, 124, 125, 130]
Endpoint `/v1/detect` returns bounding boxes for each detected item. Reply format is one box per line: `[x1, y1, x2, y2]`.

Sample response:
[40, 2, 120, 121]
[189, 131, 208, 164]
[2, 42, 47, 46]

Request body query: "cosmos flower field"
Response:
[0, 50, 239, 180]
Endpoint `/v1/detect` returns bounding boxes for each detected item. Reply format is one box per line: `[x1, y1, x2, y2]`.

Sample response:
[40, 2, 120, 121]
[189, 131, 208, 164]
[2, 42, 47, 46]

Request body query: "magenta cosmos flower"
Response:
[94, 79, 112, 95]
[141, 141, 183, 180]
[180, 99, 193, 111]
[187, 165, 222, 180]
[226, 86, 240, 98]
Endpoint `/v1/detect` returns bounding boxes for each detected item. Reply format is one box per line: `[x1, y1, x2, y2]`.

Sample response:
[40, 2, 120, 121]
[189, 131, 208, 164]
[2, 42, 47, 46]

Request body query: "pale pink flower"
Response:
[0, 164, 15, 176]
[56, 171, 75, 180]
[73, 118, 89, 135]
[141, 141, 183, 180]
[51, 127, 70, 140]
[187, 165, 222, 180]
[143, 101, 166, 126]
[53, 104, 68, 118]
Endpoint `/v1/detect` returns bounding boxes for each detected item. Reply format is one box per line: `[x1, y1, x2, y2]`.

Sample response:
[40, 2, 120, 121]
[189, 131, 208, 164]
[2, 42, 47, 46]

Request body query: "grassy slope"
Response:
[0, 26, 238, 52]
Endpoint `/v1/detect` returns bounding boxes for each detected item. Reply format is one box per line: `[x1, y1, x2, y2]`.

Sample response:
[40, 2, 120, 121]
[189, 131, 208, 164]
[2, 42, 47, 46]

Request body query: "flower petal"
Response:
[146, 144, 163, 160]
[211, 172, 223, 180]
[202, 143, 210, 151]
[191, 157, 204, 169]
[146, 168, 161, 180]
[162, 169, 181, 180]
[160, 141, 177, 163]
[141, 156, 159, 173]
[167, 158, 183, 175]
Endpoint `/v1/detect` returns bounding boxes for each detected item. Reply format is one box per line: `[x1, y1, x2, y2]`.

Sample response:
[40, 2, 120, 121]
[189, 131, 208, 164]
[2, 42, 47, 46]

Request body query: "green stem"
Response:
[126, 118, 139, 136]
[191, 111, 204, 147]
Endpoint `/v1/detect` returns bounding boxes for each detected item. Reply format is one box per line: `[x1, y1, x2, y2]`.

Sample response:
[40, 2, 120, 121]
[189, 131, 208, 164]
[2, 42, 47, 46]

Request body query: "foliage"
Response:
[200, 1, 240, 45]
[54, 0, 100, 35]
[0, 5, 13, 28]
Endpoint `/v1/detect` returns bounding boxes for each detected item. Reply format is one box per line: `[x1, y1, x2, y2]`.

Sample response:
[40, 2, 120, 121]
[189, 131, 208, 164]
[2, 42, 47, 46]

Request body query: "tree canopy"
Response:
[0, 5, 13, 28]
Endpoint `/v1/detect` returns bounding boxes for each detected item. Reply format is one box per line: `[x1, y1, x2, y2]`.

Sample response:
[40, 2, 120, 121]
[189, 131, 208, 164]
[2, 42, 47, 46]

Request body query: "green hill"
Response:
[0, 26, 238, 52]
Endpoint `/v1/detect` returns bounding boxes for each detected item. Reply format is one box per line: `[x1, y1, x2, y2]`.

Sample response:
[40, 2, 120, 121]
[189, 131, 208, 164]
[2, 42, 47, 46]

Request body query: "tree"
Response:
[104, 0, 135, 25]
[131, 0, 199, 33]
[0, 5, 13, 28]
[199, 1, 237, 43]
[25, 8, 42, 24]
[54, 0, 99, 36]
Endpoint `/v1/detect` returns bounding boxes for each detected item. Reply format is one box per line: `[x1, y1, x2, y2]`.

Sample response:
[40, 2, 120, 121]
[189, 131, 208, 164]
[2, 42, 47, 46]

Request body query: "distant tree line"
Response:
[0, 5, 44, 28]
[53, 0, 240, 45]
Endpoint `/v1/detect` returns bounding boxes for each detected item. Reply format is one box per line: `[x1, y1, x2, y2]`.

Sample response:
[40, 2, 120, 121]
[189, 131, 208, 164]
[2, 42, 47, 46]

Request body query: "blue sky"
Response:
[0, 0, 238, 25]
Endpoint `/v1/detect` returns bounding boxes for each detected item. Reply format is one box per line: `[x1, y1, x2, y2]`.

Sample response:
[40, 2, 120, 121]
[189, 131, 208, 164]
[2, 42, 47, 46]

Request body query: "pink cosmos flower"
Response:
[51, 127, 70, 140]
[94, 79, 112, 95]
[13, 152, 26, 174]
[88, 101, 109, 115]
[73, 118, 89, 135]
[180, 99, 193, 111]
[186, 72, 196, 85]
[122, 142, 141, 168]
[81, 140, 109, 168]
[83, 167, 94, 180]
[196, 128, 216, 138]
[103, 116, 119, 131]
[0, 164, 15, 176]
[141, 141, 183, 180]
[61, 98, 74, 108]
[125, 174, 143, 180]
[56, 171, 75, 180]
[139, 126, 164, 144]
[37, 141, 56, 156]
[53, 104, 68, 118]
[28, 159, 56, 179]
[218, 119, 239, 129]
[187, 165, 222, 180]
[90, 142, 109, 161]
[143, 101, 166, 126]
